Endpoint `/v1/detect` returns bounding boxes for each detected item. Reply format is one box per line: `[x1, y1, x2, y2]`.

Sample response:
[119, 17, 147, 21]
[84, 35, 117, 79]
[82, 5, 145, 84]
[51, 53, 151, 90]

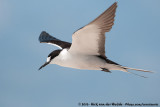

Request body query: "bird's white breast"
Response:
[50, 49, 105, 70]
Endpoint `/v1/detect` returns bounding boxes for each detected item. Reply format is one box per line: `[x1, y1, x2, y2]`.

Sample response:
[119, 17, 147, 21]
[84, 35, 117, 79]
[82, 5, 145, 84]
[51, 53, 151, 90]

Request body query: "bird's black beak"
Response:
[39, 62, 49, 70]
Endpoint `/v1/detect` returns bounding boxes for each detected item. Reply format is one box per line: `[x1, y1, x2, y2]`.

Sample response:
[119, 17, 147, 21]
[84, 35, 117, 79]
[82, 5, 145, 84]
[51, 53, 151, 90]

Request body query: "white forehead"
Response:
[46, 56, 51, 62]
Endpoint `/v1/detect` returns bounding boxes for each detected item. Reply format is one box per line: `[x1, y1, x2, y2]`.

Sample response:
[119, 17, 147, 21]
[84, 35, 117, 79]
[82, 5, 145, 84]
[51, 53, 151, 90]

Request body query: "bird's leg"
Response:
[100, 68, 111, 73]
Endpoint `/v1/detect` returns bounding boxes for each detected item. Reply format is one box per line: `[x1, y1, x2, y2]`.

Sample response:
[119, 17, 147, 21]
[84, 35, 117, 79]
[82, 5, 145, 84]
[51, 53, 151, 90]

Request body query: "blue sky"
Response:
[0, 0, 160, 107]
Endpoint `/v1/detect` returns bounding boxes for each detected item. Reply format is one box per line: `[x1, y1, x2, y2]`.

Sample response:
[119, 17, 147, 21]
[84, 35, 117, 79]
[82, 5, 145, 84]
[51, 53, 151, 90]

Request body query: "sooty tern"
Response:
[39, 2, 153, 77]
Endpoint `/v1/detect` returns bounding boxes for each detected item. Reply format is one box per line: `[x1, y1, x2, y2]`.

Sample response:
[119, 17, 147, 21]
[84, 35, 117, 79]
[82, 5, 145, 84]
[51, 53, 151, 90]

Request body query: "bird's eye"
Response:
[47, 56, 51, 62]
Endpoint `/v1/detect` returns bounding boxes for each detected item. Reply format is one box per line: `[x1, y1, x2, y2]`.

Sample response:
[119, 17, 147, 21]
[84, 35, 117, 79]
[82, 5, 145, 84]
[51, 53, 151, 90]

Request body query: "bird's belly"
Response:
[53, 54, 105, 70]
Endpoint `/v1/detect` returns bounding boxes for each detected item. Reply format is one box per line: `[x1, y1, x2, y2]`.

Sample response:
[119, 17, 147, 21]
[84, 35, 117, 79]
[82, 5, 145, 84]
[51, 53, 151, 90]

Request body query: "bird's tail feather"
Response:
[104, 64, 153, 78]
[121, 66, 153, 78]
[122, 66, 153, 73]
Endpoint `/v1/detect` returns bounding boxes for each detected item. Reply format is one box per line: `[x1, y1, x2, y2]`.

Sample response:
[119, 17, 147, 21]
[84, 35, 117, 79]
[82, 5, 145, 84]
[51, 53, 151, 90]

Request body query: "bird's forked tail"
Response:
[121, 66, 153, 78]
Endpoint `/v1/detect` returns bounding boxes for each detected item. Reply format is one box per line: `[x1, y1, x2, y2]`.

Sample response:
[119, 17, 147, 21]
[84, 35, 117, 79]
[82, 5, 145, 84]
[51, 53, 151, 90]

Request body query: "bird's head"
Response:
[39, 49, 61, 70]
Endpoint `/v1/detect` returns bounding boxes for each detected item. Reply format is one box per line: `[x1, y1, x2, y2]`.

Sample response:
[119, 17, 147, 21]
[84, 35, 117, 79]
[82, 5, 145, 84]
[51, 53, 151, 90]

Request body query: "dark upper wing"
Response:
[39, 31, 71, 49]
[89, 2, 117, 32]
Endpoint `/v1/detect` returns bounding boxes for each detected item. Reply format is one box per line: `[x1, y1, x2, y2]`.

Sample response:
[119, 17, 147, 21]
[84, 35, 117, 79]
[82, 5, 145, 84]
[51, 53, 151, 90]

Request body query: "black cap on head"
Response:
[39, 49, 62, 70]
[48, 49, 61, 61]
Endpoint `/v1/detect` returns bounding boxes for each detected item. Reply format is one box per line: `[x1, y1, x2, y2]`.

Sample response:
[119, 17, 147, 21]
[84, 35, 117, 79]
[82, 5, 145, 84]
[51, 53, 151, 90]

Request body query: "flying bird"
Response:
[38, 2, 152, 77]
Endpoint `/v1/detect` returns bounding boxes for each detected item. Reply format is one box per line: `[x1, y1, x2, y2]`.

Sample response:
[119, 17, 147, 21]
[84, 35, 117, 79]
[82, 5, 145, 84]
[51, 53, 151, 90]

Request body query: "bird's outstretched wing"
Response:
[39, 31, 71, 49]
[68, 2, 117, 58]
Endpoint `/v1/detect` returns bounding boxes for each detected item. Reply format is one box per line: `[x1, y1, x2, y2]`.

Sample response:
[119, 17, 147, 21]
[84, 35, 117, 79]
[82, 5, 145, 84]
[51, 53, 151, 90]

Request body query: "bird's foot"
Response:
[101, 68, 111, 73]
